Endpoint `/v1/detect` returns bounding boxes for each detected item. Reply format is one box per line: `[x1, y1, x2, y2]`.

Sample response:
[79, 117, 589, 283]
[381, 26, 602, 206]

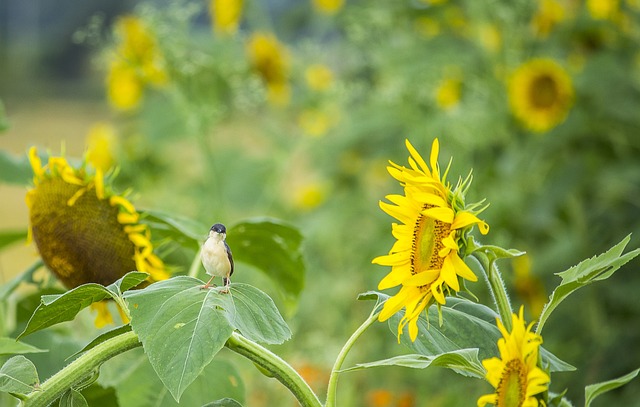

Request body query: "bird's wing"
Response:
[226, 242, 234, 276]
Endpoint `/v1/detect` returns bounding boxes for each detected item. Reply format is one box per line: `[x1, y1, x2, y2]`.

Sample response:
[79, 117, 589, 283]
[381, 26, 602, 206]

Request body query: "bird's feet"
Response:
[200, 283, 217, 290]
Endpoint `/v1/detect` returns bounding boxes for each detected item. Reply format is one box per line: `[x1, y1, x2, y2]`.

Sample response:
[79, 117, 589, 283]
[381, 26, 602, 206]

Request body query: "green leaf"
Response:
[103, 347, 245, 406]
[227, 284, 291, 344]
[0, 150, 31, 185]
[227, 219, 305, 304]
[585, 368, 640, 407]
[0, 338, 47, 356]
[537, 235, 640, 334]
[124, 277, 289, 401]
[340, 349, 485, 378]
[18, 271, 149, 339]
[69, 325, 133, 359]
[124, 277, 235, 401]
[0, 355, 39, 394]
[143, 209, 209, 242]
[202, 398, 244, 407]
[476, 245, 526, 260]
[0, 260, 42, 301]
[0, 230, 27, 251]
[59, 389, 89, 407]
[379, 295, 574, 373]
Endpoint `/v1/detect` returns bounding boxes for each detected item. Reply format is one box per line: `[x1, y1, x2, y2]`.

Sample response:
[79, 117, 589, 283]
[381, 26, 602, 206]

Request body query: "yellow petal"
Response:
[405, 139, 430, 176]
[441, 256, 460, 291]
[95, 168, 105, 200]
[402, 269, 440, 286]
[378, 266, 411, 290]
[28, 147, 44, 178]
[422, 206, 454, 223]
[118, 212, 140, 224]
[430, 138, 440, 180]
[110, 195, 136, 213]
[372, 251, 410, 266]
[449, 252, 478, 282]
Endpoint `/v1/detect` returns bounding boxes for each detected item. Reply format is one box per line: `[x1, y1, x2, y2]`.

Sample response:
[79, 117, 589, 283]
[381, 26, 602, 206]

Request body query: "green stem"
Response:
[325, 309, 381, 407]
[225, 332, 322, 407]
[472, 252, 513, 331]
[22, 331, 141, 407]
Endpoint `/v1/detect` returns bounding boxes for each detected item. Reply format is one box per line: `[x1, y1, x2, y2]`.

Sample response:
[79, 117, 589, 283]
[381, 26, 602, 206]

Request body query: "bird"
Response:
[201, 223, 234, 292]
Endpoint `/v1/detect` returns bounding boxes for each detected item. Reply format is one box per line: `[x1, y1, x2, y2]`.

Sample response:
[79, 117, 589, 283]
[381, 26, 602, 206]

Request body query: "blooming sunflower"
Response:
[508, 58, 574, 133]
[478, 307, 550, 407]
[373, 139, 489, 341]
[26, 147, 168, 325]
[107, 16, 168, 111]
[246, 32, 291, 106]
[210, 0, 243, 35]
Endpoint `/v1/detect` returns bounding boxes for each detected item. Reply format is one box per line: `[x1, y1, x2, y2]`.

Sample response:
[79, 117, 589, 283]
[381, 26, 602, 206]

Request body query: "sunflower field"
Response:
[1, 1, 640, 406]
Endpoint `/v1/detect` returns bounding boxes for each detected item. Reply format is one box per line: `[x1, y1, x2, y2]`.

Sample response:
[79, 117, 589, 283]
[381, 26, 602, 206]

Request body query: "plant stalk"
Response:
[472, 252, 513, 331]
[22, 331, 141, 407]
[325, 309, 381, 407]
[225, 332, 322, 407]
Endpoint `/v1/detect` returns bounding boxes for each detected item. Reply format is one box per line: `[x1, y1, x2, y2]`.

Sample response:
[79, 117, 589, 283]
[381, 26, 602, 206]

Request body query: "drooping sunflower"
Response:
[508, 58, 574, 133]
[373, 139, 489, 341]
[478, 307, 550, 407]
[26, 147, 168, 325]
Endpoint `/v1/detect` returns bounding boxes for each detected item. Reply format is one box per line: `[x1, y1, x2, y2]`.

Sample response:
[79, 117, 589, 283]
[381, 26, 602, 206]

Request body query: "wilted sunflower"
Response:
[373, 139, 489, 341]
[478, 307, 550, 407]
[508, 58, 574, 133]
[26, 147, 168, 325]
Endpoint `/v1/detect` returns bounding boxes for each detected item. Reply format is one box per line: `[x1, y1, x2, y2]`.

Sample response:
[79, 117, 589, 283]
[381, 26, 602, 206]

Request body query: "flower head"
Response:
[312, 0, 345, 15]
[246, 32, 291, 106]
[373, 139, 489, 341]
[26, 147, 168, 290]
[508, 58, 574, 133]
[107, 16, 168, 111]
[478, 307, 550, 407]
[210, 0, 243, 35]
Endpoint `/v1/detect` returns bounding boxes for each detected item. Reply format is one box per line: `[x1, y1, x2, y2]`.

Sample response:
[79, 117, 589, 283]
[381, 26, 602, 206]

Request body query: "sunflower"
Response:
[508, 58, 574, 133]
[478, 307, 550, 407]
[210, 0, 243, 35]
[373, 139, 489, 342]
[246, 32, 291, 106]
[26, 147, 168, 325]
[106, 16, 168, 111]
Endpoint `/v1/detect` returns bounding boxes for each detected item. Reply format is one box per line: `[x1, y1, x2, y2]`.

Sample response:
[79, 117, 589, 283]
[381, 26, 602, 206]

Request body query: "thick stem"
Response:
[225, 332, 322, 407]
[472, 252, 513, 331]
[23, 331, 141, 407]
[325, 309, 381, 407]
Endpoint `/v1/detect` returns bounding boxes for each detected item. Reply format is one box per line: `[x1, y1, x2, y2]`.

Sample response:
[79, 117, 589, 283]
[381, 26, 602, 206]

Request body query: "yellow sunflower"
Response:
[210, 0, 243, 35]
[478, 307, 550, 407]
[246, 32, 291, 106]
[26, 147, 168, 325]
[106, 16, 168, 111]
[373, 139, 489, 342]
[508, 58, 574, 133]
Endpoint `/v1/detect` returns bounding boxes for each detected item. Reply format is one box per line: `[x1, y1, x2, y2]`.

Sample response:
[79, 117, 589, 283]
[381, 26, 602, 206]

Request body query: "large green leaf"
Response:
[104, 347, 245, 407]
[0, 338, 47, 356]
[226, 219, 305, 304]
[340, 349, 485, 378]
[18, 271, 149, 339]
[0, 230, 27, 251]
[585, 368, 640, 407]
[142, 212, 306, 305]
[364, 294, 574, 373]
[536, 235, 640, 334]
[0, 150, 31, 185]
[0, 355, 39, 395]
[124, 277, 289, 401]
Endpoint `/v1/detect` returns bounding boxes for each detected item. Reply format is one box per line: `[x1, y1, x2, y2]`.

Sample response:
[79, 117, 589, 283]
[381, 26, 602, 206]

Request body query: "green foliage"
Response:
[0, 355, 39, 395]
[124, 277, 290, 401]
[536, 235, 640, 334]
[585, 368, 640, 407]
[0, 150, 30, 185]
[0, 338, 47, 356]
[18, 272, 148, 339]
[202, 398, 244, 407]
[340, 349, 485, 379]
[59, 389, 89, 407]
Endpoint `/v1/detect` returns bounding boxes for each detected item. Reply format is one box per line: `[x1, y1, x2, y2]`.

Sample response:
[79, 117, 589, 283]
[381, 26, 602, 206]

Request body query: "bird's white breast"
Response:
[202, 237, 231, 277]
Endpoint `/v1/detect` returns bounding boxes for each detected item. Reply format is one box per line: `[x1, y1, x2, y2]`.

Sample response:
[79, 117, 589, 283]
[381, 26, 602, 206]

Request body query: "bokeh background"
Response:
[1, 0, 640, 406]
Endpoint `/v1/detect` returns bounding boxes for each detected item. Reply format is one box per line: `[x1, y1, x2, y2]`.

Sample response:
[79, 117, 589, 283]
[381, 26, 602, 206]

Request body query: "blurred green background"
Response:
[1, 0, 640, 406]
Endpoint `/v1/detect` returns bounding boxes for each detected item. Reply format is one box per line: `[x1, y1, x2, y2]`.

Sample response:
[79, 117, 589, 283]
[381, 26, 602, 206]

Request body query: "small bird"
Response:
[201, 223, 234, 292]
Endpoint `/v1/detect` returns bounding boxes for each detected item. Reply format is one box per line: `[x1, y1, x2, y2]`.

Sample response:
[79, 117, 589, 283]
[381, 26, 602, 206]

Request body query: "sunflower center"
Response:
[411, 204, 450, 279]
[496, 359, 527, 407]
[529, 74, 558, 109]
